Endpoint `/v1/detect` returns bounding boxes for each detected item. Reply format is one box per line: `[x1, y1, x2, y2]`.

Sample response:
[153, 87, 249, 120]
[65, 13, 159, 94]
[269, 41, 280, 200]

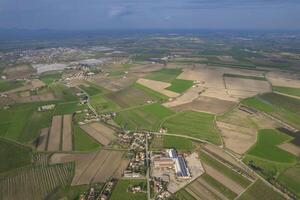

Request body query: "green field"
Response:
[200, 151, 251, 188]
[162, 111, 221, 145]
[107, 83, 167, 108]
[114, 103, 175, 131]
[40, 73, 61, 85]
[175, 189, 196, 200]
[242, 93, 300, 129]
[145, 68, 182, 83]
[90, 94, 120, 113]
[166, 79, 194, 93]
[54, 101, 87, 115]
[73, 125, 101, 151]
[246, 129, 297, 163]
[0, 80, 24, 92]
[237, 179, 285, 200]
[79, 82, 105, 96]
[110, 179, 147, 200]
[109, 70, 125, 76]
[163, 135, 193, 152]
[273, 86, 300, 97]
[201, 174, 237, 200]
[278, 166, 300, 198]
[223, 73, 266, 81]
[0, 139, 32, 173]
[133, 83, 168, 101]
[50, 84, 78, 101]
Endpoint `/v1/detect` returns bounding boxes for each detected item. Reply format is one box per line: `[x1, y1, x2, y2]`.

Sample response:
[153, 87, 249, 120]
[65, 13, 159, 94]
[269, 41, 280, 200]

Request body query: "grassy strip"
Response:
[223, 73, 266, 81]
[0, 80, 24, 92]
[175, 189, 196, 200]
[200, 151, 251, 188]
[201, 174, 237, 199]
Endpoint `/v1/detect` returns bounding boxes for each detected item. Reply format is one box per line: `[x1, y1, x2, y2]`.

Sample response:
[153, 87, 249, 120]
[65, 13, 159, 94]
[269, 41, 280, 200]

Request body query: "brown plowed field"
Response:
[62, 115, 72, 151]
[47, 115, 62, 151]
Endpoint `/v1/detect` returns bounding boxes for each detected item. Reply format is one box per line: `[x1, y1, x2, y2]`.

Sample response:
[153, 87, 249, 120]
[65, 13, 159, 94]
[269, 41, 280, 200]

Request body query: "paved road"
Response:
[145, 135, 151, 200]
[75, 86, 99, 117]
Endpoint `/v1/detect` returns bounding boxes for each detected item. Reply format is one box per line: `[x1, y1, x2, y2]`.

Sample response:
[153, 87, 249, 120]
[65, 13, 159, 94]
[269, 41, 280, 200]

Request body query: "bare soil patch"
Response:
[47, 115, 62, 151]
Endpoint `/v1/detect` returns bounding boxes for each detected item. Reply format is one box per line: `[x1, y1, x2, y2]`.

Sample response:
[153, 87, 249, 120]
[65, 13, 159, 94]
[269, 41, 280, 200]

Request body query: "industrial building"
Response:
[153, 149, 191, 179]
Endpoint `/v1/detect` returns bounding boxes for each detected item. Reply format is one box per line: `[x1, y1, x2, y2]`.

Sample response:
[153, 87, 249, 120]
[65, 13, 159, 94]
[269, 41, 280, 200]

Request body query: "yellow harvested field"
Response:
[266, 71, 300, 88]
[216, 121, 257, 155]
[278, 143, 300, 156]
[37, 128, 49, 151]
[62, 114, 72, 151]
[137, 78, 180, 97]
[80, 122, 116, 146]
[47, 115, 62, 151]
[50, 150, 128, 185]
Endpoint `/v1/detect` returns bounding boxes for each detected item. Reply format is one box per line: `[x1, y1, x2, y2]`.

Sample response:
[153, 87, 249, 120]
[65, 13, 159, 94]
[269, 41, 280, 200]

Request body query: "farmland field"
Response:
[0, 139, 32, 173]
[223, 73, 266, 81]
[90, 94, 120, 113]
[114, 103, 175, 131]
[54, 101, 86, 115]
[106, 83, 166, 108]
[245, 129, 297, 163]
[79, 82, 105, 96]
[110, 179, 147, 200]
[145, 68, 182, 83]
[242, 93, 300, 129]
[200, 150, 251, 188]
[133, 82, 168, 101]
[273, 86, 300, 97]
[40, 73, 61, 85]
[0, 162, 74, 200]
[163, 135, 193, 152]
[162, 111, 221, 145]
[237, 179, 285, 200]
[0, 80, 24, 92]
[278, 166, 300, 198]
[166, 79, 194, 93]
[73, 125, 101, 151]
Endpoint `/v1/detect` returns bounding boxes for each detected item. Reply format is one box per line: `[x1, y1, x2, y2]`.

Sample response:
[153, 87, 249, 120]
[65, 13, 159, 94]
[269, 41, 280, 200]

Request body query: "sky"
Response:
[0, 0, 299, 30]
